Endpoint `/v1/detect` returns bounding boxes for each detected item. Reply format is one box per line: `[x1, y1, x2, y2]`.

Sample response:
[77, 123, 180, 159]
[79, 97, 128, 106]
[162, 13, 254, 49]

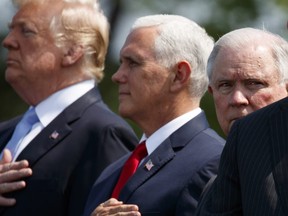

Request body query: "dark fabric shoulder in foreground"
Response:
[196, 97, 288, 216]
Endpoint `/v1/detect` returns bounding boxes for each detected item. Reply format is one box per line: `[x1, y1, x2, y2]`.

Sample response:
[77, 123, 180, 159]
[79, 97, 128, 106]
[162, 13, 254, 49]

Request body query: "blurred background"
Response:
[0, 0, 288, 138]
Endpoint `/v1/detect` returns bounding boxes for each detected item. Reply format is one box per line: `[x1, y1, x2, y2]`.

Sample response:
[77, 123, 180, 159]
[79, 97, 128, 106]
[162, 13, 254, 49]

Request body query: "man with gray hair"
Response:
[83, 14, 225, 216]
[196, 28, 288, 215]
[0, 0, 138, 215]
[207, 27, 288, 136]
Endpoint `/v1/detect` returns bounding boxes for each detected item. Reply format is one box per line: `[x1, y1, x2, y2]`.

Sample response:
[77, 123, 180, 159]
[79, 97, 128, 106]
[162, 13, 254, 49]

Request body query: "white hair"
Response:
[207, 27, 288, 85]
[131, 14, 214, 98]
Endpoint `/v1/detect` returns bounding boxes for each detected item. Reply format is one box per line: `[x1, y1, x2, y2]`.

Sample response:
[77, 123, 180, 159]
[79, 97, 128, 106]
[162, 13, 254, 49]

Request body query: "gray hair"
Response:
[131, 14, 214, 99]
[13, 0, 109, 83]
[207, 27, 288, 85]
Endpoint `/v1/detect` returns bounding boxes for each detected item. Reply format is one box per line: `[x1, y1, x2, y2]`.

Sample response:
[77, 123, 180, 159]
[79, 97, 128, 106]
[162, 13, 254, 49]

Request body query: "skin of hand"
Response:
[0, 149, 32, 206]
[91, 198, 141, 216]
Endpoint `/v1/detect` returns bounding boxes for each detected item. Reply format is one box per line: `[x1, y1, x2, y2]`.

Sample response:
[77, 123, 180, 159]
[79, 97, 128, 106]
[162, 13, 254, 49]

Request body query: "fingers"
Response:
[0, 149, 30, 175]
[0, 181, 26, 194]
[0, 164, 32, 197]
[0, 159, 30, 173]
[0, 196, 16, 206]
[102, 198, 123, 206]
[0, 149, 32, 206]
[1, 165, 32, 181]
[1, 149, 12, 164]
[0, 165, 32, 186]
[109, 204, 139, 213]
[92, 199, 140, 216]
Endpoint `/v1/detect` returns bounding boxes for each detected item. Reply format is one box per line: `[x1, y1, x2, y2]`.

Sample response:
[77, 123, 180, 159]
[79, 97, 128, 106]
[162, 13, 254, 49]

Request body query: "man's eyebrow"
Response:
[7, 20, 29, 29]
[120, 55, 138, 63]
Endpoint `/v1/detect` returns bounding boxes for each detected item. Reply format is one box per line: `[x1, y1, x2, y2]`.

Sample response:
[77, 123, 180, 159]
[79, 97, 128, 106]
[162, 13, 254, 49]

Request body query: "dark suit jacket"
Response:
[196, 97, 288, 216]
[83, 112, 225, 216]
[0, 87, 138, 216]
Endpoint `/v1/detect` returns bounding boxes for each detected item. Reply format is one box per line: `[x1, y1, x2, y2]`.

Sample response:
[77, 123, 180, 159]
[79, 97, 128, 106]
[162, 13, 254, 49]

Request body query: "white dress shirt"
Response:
[140, 108, 202, 158]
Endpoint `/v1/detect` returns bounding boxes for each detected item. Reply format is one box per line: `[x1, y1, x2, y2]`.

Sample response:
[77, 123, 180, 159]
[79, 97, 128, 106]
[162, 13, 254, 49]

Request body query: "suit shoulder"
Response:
[202, 128, 225, 145]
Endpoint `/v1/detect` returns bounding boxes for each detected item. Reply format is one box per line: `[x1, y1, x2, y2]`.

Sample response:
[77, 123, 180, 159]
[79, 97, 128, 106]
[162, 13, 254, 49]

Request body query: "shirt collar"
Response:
[140, 108, 202, 155]
[34, 80, 95, 127]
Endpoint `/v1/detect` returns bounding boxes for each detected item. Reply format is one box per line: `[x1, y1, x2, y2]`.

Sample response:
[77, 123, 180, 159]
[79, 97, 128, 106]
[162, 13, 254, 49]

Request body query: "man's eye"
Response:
[246, 80, 265, 89]
[22, 27, 35, 36]
[248, 81, 263, 86]
[218, 82, 231, 89]
[217, 82, 233, 94]
[128, 60, 138, 67]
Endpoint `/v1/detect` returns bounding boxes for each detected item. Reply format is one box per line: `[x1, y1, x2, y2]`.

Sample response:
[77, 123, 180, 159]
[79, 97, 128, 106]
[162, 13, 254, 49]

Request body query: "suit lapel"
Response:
[120, 140, 175, 202]
[17, 115, 72, 165]
[269, 99, 288, 214]
[119, 112, 210, 202]
[16, 87, 102, 165]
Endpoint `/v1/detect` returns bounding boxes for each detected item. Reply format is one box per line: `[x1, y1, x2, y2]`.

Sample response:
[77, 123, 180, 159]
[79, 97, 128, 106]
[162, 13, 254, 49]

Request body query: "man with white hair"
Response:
[196, 28, 288, 215]
[207, 27, 288, 136]
[83, 14, 225, 216]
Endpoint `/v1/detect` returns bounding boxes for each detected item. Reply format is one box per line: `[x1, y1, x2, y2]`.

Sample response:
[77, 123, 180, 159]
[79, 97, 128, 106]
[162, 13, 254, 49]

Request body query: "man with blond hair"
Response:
[0, 0, 137, 215]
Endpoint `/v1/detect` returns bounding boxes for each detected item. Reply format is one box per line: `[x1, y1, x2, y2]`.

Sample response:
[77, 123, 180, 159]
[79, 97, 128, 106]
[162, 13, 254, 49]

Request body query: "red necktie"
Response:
[111, 141, 147, 199]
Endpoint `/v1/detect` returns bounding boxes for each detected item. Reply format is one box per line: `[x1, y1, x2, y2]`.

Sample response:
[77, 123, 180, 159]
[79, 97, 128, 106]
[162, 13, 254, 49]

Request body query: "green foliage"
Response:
[201, 93, 225, 138]
[276, 0, 288, 10]
[0, 35, 28, 121]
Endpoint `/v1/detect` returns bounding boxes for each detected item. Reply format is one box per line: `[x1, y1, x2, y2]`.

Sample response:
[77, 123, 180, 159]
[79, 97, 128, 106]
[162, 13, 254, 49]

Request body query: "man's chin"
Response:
[118, 107, 130, 119]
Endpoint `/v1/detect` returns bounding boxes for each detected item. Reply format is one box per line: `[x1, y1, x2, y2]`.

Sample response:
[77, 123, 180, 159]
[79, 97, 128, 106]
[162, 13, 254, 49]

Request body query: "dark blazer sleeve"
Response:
[177, 154, 223, 215]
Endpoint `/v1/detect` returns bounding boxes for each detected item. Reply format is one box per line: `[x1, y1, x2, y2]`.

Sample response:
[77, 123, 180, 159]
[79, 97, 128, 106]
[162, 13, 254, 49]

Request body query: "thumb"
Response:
[1, 149, 12, 164]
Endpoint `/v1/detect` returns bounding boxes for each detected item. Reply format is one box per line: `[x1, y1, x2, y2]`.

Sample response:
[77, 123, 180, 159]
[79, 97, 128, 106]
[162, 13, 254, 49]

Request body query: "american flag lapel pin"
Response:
[49, 130, 60, 140]
[145, 159, 154, 171]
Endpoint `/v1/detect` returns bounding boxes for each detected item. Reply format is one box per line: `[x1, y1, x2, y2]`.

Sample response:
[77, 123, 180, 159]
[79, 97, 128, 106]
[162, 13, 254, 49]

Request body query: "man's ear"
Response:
[208, 85, 213, 94]
[62, 45, 84, 67]
[170, 61, 191, 92]
[285, 82, 288, 94]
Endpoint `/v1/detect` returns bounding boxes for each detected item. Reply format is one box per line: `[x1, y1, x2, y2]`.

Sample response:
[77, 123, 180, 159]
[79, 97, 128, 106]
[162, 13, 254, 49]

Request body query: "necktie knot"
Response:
[25, 108, 38, 126]
[128, 142, 147, 171]
[111, 141, 147, 199]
